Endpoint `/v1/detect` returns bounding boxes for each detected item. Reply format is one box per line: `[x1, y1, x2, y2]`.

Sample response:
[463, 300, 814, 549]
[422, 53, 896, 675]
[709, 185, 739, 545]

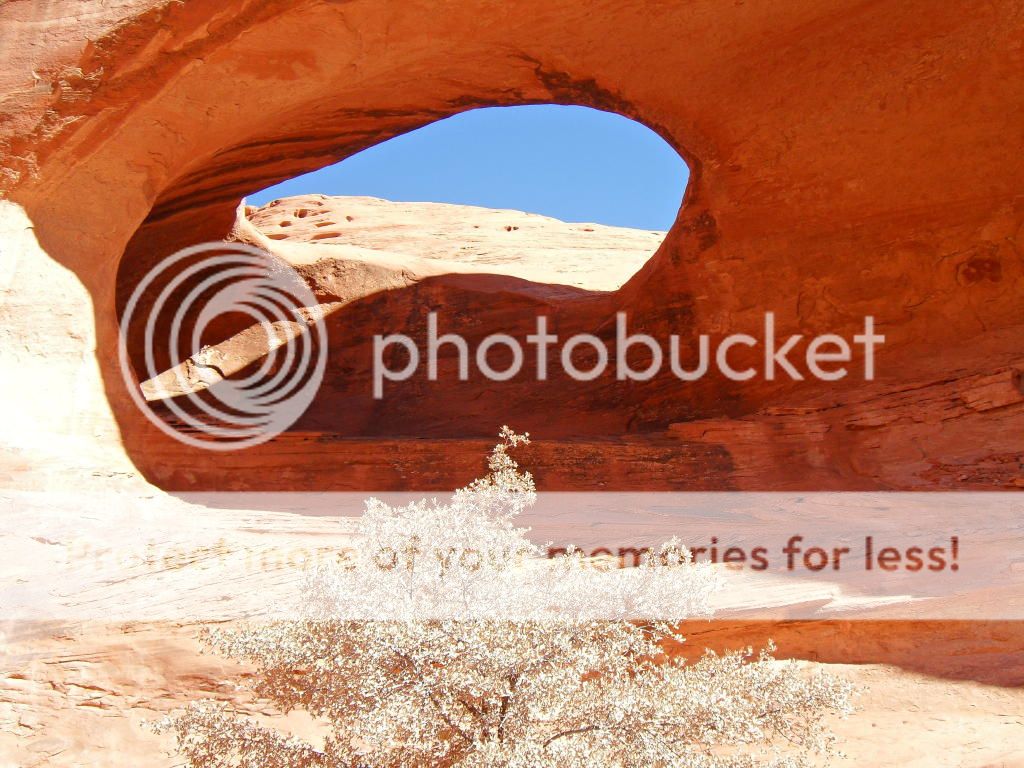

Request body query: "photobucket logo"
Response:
[373, 312, 884, 398]
[118, 242, 327, 450]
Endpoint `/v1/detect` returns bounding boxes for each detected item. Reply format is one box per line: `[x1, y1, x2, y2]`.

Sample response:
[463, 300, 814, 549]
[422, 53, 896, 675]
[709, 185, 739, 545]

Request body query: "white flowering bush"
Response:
[160, 428, 854, 767]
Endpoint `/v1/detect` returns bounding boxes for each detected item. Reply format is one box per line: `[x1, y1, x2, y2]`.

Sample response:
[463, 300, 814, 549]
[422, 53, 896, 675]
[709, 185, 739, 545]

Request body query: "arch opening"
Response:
[115, 105, 693, 446]
[242, 104, 688, 292]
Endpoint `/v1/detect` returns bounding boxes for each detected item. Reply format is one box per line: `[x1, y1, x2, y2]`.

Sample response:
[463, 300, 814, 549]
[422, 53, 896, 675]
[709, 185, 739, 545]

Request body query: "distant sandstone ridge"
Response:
[244, 193, 666, 291]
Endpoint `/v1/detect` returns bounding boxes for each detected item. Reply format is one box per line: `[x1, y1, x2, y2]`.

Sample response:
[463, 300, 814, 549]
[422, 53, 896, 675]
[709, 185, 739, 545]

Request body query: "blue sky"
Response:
[247, 105, 688, 231]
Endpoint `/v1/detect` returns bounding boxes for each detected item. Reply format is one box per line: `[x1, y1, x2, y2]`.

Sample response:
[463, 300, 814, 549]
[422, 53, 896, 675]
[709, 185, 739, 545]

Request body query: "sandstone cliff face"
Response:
[1, 0, 1022, 491]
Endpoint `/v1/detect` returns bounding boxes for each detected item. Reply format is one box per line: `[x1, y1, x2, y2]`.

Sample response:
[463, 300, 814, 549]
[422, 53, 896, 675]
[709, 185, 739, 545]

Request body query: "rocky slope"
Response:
[6, 621, 1024, 767]
[247, 194, 664, 291]
[3, 485, 1024, 766]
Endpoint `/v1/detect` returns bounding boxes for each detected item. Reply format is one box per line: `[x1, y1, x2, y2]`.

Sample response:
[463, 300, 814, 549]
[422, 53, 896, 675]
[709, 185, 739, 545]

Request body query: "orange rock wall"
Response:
[1, 0, 1022, 490]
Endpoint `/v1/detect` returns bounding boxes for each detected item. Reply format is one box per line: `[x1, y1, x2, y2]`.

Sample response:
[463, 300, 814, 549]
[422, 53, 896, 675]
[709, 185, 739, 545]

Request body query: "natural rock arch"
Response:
[2, 0, 1022, 490]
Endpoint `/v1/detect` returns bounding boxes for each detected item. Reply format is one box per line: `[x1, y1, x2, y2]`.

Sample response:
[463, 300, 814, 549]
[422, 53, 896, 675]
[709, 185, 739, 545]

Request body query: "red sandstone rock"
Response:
[2, 2, 1023, 766]
[1, 0, 1022, 492]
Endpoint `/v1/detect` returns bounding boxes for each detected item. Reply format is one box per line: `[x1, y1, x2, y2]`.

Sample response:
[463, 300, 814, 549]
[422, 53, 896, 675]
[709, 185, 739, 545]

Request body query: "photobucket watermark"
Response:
[372, 312, 885, 398]
[119, 242, 886, 448]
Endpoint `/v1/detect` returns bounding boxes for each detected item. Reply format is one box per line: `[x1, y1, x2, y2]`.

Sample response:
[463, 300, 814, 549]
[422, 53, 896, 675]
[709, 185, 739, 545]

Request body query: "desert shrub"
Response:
[160, 428, 853, 767]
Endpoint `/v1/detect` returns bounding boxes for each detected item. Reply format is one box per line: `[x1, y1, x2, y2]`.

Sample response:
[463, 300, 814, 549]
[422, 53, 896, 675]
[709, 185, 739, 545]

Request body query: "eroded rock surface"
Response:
[0, 0, 1021, 491]
[248, 194, 664, 290]
[1, 2, 1023, 766]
